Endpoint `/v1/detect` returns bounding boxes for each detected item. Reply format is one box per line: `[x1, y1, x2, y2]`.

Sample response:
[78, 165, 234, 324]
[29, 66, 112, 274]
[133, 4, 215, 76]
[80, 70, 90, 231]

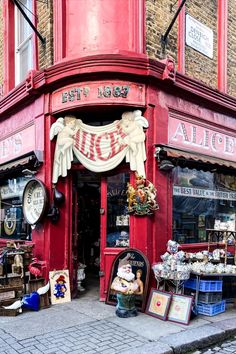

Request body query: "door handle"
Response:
[99, 271, 104, 277]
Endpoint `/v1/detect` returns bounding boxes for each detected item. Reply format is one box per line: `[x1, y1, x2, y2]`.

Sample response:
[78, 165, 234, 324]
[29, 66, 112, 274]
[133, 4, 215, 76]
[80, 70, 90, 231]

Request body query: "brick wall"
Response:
[36, 0, 54, 70]
[185, 0, 217, 89]
[146, 0, 218, 89]
[227, 0, 236, 96]
[146, 0, 178, 62]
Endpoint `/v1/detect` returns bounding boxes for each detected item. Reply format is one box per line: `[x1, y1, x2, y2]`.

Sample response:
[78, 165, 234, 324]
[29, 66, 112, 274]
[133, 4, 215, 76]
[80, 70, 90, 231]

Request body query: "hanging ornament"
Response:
[127, 172, 159, 216]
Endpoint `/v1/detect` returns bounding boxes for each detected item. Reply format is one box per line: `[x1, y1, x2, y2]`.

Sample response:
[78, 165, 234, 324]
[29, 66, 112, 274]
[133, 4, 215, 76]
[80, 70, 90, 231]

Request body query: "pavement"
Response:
[0, 285, 236, 354]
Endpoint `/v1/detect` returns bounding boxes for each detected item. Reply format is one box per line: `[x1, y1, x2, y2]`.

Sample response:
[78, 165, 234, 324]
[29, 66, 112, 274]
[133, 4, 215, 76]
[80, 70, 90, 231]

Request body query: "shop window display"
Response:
[172, 167, 236, 244]
[106, 172, 130, 247]
[0, 177, 31, 240]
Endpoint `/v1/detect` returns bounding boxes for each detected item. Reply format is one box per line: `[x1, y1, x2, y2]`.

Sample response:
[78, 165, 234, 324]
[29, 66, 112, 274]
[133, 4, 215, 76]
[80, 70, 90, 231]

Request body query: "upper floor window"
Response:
[14, 0, 34, 85]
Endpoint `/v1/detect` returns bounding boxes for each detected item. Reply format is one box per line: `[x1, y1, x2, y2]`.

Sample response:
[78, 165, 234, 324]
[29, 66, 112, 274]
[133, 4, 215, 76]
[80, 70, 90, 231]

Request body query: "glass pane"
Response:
[19, 40, 32, 82]
[0, 177, 31, 240]
[17, 0, 33, 44]
[106, 172, 130, 247]
[172, 167, 236, 244]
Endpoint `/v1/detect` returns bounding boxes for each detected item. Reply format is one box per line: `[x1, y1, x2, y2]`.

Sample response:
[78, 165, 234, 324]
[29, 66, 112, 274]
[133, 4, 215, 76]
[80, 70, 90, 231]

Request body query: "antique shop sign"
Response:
[50, 111, 148, 183]
[0, 125, 35, 165]
[106, 248, 150, 312]
[173, 186, 236, 201]
[169, 117, 236, 162]
[22, 179, 48, 225]
[51, 81, 145, 113]
[186, 14, 213, 59]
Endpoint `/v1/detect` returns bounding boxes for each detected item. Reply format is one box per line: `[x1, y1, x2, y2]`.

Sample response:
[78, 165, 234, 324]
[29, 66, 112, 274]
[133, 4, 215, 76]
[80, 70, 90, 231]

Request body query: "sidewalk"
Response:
[0, 288, 235, 354]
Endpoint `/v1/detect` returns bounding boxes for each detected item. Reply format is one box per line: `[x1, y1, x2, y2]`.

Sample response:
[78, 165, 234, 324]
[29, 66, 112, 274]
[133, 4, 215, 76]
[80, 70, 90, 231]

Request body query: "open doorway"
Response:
[72, 170, 101, 298]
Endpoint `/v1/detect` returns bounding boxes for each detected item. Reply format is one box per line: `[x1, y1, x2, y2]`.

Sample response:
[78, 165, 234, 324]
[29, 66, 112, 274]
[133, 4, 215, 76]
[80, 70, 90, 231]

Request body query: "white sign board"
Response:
[186, 14, 213, 59]
[173, 186, 236, 201]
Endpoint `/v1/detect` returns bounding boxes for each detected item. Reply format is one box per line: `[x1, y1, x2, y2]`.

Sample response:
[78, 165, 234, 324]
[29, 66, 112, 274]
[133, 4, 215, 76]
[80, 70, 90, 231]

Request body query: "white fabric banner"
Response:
[50, 111, 149, 184]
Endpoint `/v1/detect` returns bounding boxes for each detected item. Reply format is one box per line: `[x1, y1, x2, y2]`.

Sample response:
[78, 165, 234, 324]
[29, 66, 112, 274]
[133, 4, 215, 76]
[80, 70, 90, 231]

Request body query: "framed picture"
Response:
[49, 269, 71, 305]
[168, 294, 193, 325]
[106, 248, 150, 312]
[146, 289, 172, 320]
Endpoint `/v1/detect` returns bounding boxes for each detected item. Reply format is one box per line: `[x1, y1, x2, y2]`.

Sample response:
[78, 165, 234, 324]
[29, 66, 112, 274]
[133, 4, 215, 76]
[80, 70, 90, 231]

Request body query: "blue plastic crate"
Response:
[197, 300, 225, 316]
[184, 279, 222, 292]
[198, 292, 222, 304]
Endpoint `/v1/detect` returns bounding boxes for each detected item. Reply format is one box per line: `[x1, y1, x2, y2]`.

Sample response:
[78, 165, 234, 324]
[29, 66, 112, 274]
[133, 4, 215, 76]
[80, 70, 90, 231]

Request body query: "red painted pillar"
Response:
[217, 0, 228, 93]
[53, 0, 145, 63]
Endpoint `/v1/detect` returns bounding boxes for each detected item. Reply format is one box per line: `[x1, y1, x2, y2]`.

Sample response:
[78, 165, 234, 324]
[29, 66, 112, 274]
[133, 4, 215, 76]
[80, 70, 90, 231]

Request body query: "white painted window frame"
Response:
[14, 0, 34, 85]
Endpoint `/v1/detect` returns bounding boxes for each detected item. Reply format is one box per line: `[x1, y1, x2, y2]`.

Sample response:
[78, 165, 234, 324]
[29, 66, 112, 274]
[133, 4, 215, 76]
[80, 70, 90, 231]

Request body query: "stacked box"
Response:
[198, 292, 222, 304]
[184, 279, 223, 292]
[184, 278, 225, 317]
[197, 300, 225, 316]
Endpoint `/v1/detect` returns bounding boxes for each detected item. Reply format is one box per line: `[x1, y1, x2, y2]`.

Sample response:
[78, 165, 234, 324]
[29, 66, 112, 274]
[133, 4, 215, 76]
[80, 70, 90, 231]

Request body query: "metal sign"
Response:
[186, 14, 213, 59]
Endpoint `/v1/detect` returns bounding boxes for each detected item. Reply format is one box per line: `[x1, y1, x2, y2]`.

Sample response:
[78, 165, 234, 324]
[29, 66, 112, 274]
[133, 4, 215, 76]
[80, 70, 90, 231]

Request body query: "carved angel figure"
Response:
[119, 110, 149, 178]
[50, 115, 77, 184]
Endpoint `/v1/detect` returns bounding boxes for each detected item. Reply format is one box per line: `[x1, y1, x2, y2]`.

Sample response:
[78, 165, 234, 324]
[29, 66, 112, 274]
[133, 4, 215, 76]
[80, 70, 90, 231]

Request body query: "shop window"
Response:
[106, 172, 130, 248]
[14, 0, 34, 85]
[172, 167, 236, 244]
[0, 177, 31, 240]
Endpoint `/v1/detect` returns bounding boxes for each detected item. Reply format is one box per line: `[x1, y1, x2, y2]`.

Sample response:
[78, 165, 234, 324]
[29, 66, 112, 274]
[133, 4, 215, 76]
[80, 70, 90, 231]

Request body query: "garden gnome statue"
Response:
[111, 253, 138, 318]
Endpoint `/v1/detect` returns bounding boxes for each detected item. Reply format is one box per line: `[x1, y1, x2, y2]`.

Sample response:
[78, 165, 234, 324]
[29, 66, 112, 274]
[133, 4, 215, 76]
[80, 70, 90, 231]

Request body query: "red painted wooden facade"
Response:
[0, 0, 235, 301]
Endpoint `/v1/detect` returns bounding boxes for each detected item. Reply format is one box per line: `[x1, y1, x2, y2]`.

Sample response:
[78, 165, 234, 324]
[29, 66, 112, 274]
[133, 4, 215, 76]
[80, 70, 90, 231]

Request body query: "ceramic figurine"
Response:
[12, 254, 24, 278]
[77, 263, 86, 292]
[111, 253, 138, 318]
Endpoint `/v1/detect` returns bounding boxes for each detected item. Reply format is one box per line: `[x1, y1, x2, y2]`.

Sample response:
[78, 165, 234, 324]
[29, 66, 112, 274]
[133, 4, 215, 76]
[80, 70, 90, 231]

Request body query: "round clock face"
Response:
[22, 179, 48, 225]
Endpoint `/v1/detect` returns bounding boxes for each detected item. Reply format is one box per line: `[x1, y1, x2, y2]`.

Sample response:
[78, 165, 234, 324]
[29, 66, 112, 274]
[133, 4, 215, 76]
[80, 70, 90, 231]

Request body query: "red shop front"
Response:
[0, 59, 236, 302]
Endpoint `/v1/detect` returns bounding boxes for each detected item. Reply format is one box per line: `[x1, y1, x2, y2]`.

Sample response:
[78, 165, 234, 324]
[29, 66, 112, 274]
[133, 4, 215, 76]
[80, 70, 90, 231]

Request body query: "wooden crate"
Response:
[29, 278, 50, 309]
[0, 308, 21, 317]
[0, 290, 15, 301]
[0, 285, 23, 293]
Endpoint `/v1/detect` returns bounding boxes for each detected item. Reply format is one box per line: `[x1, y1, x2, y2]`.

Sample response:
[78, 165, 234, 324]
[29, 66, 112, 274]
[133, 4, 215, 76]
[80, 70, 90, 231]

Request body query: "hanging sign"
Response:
[22, 179, 48, 225]
[50, 110, 149, 184]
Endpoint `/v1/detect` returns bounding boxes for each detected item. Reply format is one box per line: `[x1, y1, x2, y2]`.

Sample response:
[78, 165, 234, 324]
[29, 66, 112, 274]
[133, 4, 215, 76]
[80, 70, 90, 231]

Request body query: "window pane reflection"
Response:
[106, 172, 130, 247]
[172, 167, 236, 244]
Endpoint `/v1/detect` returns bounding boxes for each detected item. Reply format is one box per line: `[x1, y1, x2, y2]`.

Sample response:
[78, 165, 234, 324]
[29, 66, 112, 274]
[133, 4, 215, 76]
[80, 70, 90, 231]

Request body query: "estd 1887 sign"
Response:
[22, 179, 48, 225]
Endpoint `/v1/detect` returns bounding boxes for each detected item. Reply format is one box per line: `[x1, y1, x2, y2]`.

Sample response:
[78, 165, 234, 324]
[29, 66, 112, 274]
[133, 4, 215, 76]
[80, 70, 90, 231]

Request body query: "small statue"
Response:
[12, 254, 24, 278]
[111, 253, 138, 318]
[161, 56, 176, 82]
[77, 263, 86, 292]
[50, 115, 77, 184]
[119, 110, 149, 178]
